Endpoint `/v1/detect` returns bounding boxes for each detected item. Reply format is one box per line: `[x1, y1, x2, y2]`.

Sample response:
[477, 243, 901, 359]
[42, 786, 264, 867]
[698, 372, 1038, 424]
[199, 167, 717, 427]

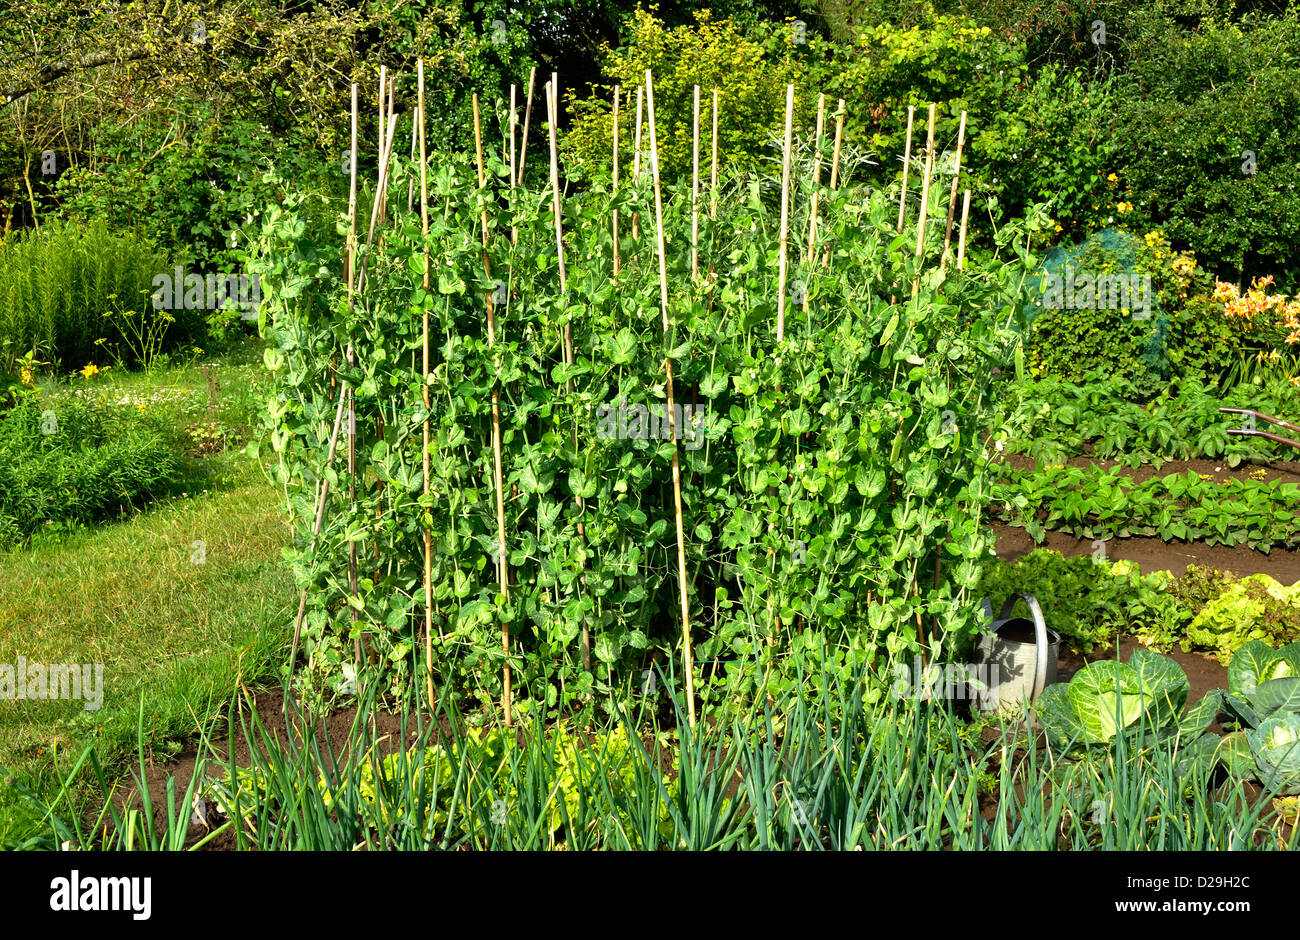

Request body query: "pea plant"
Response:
[249, 75, 1045, 723]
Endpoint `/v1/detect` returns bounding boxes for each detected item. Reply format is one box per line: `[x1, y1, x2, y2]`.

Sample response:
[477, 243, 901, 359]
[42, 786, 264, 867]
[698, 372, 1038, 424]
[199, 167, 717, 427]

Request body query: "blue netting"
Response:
[1021, 227, 1170, 391]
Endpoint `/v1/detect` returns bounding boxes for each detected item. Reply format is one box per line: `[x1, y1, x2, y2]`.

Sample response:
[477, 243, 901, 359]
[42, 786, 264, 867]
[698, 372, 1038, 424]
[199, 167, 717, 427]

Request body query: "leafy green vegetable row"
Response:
[979, 550, 1300, 659]
[999, 372, 1300, 468]
[991, 465, 1300, 551]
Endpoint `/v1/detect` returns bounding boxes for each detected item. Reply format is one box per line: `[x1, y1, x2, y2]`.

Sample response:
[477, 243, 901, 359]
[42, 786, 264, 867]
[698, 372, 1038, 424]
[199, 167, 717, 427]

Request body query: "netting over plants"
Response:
[249, 76, 1044, 720]
[1024, 227, 1173, 394]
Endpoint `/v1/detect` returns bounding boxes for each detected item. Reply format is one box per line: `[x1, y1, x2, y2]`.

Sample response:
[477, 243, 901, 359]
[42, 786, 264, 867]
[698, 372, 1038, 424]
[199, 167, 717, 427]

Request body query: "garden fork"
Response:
[1219, 407, 1300, 451]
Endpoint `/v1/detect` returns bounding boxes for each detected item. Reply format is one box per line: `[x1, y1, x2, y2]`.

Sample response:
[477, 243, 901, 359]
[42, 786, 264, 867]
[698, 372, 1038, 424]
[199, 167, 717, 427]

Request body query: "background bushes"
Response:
[1111, 9, 1300, 291]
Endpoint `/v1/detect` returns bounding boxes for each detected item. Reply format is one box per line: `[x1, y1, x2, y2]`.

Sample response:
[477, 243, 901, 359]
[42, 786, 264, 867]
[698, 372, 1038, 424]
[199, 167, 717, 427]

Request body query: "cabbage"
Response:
[1246, 712, 1300, 794]
[1034, 649, 1216, 752]
[1227, 639, 1300, 696]
[1193, 640, 1300, 793]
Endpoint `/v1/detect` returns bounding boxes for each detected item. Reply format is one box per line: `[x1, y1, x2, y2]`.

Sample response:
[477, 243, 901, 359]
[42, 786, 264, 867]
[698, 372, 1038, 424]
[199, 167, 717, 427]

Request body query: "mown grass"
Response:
[0, 337, 292, 845]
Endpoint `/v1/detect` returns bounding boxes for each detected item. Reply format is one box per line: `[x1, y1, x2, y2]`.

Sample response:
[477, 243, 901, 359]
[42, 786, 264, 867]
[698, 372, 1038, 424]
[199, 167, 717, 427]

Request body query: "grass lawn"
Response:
[0, 338, 292, 845]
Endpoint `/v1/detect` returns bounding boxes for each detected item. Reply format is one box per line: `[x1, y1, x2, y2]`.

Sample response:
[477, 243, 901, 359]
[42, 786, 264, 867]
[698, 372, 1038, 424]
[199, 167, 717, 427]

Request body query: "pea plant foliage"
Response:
[247, 79, 1046, 719]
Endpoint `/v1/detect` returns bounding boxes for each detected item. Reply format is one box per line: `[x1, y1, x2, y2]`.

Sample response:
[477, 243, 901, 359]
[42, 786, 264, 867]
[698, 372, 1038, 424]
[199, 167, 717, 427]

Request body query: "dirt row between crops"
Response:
[992, 454, 1300, 703]
[998, 453, 1300, 486]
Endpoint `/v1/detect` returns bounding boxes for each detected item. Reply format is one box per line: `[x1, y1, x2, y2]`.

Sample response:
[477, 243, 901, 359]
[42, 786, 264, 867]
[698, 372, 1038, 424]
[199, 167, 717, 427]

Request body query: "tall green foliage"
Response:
[0, 219, 191, 369]
[1112, 9, 1300, 289]
[253, 96, 1044, 717]
[562, 9, 807, 180]
[0, 397, 181, 546]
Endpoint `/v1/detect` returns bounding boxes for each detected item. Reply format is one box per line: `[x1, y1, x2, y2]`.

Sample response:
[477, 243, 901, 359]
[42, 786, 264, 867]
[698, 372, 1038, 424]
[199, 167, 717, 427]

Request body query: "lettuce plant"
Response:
[1185, 577, 1300, 664]
[1033, 648, 1221, 754]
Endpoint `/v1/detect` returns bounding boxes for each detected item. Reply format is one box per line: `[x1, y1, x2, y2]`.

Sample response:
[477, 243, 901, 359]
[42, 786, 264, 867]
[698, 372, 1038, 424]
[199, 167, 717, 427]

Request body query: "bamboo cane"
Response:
[509, 84, 518, 246]
[958, 188, 971, 272]
[346, 81, 358, 299]
[822, 98, 845, 269]
[347, 75, 399, 677]
[940, 110, 967, 272]
[547, 82, 572, 369]
[546, 79, 592, 674]
[632, 85, 643, 241]
[710, 88, 719, 221]
[288, 379, 348, 671]
[355, 109, 400, 295]
[910, 103, 936, 300]
[372, 75, 397, 588]
[516, 66, 536, 187]
[767, 84, 796, 657]
[376, 67, 388, 226]
[897, 104, 915, 234]
[377, 65, 386, 175]
[407, 106, 418, 213]
[345, 80, 362, 676]
[473, 94, 513, 727]
[548, 76, 572, 367]
[645, 69, 696, 729]
[776, 83, 794, 343]
[612, 84, 620, 276]
[803, 92, 825, 314]
[691, 84, 700, 280]
[417, 60, 434, 708]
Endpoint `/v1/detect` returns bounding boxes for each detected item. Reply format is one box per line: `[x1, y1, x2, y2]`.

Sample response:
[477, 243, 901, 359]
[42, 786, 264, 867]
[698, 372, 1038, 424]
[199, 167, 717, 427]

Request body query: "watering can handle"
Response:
[997, 593, 1049, 700]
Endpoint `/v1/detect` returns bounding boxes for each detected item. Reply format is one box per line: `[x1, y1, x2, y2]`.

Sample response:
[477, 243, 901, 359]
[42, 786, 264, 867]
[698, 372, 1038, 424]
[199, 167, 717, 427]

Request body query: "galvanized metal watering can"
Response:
[974, 594, 1060, 713]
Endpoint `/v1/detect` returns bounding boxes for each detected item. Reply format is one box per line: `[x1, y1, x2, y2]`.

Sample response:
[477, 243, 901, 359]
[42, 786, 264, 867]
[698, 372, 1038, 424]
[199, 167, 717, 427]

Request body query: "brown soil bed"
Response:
[992, 455, 1300, 582]
[999, 453, 1300, 486]
[114, 672, 1291, 851]
[113, 689, 688, 851]
[111, 689, 456, 850]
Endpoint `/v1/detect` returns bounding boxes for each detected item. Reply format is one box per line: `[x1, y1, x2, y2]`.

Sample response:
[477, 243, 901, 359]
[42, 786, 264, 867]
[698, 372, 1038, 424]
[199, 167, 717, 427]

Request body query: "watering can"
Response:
[973, 594, 1059, 713]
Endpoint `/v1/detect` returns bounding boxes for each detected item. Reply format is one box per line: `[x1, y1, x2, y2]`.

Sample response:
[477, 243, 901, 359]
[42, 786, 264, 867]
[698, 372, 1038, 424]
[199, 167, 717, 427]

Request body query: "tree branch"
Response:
[2, 46, 149, 109]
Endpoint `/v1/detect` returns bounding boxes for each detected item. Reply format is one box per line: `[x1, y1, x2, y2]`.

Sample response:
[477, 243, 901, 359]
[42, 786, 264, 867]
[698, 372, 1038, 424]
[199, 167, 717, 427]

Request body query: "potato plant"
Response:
[250, 101, 1045, 719]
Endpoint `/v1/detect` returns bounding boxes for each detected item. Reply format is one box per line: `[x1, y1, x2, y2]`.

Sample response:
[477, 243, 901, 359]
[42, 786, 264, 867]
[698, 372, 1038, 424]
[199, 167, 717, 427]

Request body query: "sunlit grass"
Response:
[0, 338, 291, 844]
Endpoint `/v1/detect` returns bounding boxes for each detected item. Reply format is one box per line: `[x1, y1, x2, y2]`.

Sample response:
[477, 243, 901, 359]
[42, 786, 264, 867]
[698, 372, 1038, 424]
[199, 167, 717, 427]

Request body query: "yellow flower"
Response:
[80, 363, 100, 379]
[1107, 173, 1118, 184]
[1116, 201, 1133, 213]
[19, 367, 34, 386]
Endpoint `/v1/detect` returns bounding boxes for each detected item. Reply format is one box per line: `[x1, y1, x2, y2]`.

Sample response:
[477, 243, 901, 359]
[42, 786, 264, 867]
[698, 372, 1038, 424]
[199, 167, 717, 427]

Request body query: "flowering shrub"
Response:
[1213, 276, 1300, 345]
